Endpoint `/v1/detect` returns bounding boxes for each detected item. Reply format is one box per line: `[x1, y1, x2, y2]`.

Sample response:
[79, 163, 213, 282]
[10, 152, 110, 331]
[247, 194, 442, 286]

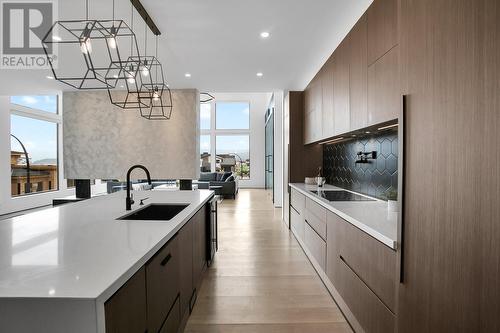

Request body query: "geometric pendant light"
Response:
[108, 4, 149, 111]
[42, 0, 141, 90]
[139, 37, 173, 120]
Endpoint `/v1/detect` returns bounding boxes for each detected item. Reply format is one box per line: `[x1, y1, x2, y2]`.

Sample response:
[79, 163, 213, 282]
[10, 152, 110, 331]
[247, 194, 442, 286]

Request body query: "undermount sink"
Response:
[118, 203, 189, 221]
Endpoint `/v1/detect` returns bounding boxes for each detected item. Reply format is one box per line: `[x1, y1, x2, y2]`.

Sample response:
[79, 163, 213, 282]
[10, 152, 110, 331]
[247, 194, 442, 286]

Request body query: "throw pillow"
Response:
[225, 175, 235, 182]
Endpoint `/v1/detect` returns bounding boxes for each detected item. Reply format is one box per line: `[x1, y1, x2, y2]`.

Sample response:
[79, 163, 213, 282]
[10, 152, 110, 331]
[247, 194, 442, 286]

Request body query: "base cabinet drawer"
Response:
[159, 297, 181, 333]
[336, 256, 395, 333]
[304, 198, 327, 240]
[290, 189, 305, 214]
[290, 206, 304, 241]
[104, 267, 147, 333]
[146, 236, 180, 333]
[304, 223, 326, 271]
[328, 212, 397, 311]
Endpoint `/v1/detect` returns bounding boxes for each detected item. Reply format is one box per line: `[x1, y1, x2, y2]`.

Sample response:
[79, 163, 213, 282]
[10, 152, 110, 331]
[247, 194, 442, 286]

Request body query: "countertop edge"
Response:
[289, 184, 397, 250]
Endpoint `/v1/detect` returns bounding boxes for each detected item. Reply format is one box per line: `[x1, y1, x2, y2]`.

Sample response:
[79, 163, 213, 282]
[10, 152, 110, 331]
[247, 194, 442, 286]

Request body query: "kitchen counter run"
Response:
[289, 183, 398, 249]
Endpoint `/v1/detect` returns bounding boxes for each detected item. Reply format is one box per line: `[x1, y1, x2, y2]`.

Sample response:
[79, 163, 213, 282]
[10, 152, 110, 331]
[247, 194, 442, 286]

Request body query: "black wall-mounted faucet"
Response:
[126, 165, 152, 210]
[355, 151, 377, 164]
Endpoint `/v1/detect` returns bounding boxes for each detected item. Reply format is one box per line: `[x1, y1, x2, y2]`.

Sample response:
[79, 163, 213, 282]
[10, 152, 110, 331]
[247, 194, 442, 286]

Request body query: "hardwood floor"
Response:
[185, 189, 352, 333]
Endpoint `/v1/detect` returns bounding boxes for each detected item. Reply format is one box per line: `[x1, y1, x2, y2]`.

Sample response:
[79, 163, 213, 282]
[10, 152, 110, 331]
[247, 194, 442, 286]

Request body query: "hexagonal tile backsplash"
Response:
[323, 130, 398, 200]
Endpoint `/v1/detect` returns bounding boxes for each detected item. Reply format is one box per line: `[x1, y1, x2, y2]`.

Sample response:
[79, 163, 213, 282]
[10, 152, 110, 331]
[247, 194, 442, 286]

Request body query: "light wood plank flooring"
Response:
[185, 189, 352, 333]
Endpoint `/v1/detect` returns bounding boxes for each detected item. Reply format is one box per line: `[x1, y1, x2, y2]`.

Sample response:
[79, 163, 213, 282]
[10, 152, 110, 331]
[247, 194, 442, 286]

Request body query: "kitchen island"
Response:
[0, 189, 214, 333]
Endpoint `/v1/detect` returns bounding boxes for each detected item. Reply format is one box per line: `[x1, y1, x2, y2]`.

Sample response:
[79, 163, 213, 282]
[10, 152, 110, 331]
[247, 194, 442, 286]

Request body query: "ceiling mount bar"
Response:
[130, 0, 161, 36]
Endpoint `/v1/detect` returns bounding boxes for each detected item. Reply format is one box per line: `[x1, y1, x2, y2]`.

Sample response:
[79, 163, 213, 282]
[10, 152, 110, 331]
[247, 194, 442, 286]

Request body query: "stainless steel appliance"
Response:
[206, 196, 217, 265]
[311, 190, 375, 202]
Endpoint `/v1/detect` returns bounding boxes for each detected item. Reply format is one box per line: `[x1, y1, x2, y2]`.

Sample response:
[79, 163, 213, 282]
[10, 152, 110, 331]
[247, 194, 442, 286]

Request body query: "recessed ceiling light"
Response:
[256, 72, 264, 77]
[185, 73, 191, 78]
[46, 75, 54, 80]
[365, 131, 371, 134]
[260, 31, 270, 38]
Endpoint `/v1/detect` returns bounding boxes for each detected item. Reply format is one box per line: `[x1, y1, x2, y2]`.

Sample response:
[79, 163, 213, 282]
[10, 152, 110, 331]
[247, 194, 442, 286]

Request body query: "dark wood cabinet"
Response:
[158, 297, 181, 333]
[105, 205, 210, 333]
[146, 236, 180, 333]
[398, 0, 500, 331]
[367, 0, 398, 65]
[336, 256, 395, 333]
[178, 217, 194, 317]
[304, 74, 323, 144]
[284, 92, 323, 183]
[192, 207, 207, 290]
[349, 13, 368, 131]
[332, 39, 351, 135]
[321, 58, 335, 138]
[368, 45, 400, 125]
[326, 212, 396, 333]
[328, 212, 397, 312]
[104, 267, 147, 333]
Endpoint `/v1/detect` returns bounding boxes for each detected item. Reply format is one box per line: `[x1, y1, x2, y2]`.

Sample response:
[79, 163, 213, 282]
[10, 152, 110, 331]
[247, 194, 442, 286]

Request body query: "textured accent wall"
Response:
[323, 130, 398, 200]
[63, 90, 200, 180]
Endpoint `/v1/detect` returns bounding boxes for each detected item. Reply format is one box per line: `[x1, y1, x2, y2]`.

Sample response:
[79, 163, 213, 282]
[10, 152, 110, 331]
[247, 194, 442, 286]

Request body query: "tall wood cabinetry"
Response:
[349, 13, 368, 131]
[303, 0, 400, 144]
[398, 0, 500, 332]
[283, 92, 323, 226]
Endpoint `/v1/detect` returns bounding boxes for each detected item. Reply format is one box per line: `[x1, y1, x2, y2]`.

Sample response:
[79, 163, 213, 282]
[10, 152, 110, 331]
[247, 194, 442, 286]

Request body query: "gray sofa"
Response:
[198, 172, 239, 199]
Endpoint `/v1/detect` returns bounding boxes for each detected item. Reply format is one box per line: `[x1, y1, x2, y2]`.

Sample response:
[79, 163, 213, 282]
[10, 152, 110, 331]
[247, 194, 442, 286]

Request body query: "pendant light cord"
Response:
[112, 0, 115, 21]
[144, 22, 147, 55]
[85, 0, 89, 20]
[155, 36, 159, 79]
[130, 3, 134, 55]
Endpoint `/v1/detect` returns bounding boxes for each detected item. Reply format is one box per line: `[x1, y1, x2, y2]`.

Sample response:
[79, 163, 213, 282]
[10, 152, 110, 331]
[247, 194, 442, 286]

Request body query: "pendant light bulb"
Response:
[108, 26, 117, 49]
[80, 25, 92, 54]
[107, 37, 117, 49]
[153, 86, 160, 101]
[127, 65, 136, 84]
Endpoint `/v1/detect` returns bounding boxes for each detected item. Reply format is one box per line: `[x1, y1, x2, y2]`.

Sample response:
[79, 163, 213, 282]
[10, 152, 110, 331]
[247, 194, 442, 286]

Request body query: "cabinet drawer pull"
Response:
[160, 253, 172, 266]
[339, 254, 395, 315]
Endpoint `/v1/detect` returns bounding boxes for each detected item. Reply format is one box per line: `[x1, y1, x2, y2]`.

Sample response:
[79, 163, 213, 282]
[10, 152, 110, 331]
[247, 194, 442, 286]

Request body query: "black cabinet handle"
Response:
[160, 253, 172, 266]
[400, 94, 407, 284]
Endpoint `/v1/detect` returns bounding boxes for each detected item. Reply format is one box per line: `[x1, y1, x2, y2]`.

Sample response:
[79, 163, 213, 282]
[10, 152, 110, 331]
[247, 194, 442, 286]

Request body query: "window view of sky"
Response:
[11, 115, 57, 164]
[200, 135, 210, 154]
[11, 96, 58, 113]
[216, 135, 250, 161]
[216, 102, 250, 129]
[200, 103, 211, 130]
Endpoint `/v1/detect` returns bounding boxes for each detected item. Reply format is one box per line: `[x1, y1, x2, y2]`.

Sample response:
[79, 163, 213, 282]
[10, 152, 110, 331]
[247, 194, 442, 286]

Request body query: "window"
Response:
[200, 103, 211, 130]
[200, 135, 211, 172]
[10, 96, 59, 197]
[11, 95, 58, 114]
[216, 102, 250, 129]
[216, 135, 250, 179]
[200, 100, 251, 179]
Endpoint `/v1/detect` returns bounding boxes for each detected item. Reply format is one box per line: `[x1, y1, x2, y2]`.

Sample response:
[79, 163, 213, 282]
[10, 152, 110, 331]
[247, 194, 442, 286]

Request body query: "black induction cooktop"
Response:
[310, 190, 375, 202]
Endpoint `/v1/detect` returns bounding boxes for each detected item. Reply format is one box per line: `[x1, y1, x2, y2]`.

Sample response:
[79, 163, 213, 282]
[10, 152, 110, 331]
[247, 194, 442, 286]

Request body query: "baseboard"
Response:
[290, 227, 364, 333]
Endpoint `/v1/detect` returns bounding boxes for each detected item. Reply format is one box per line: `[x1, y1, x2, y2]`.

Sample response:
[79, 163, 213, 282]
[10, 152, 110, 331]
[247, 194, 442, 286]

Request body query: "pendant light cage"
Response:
[140, 84, 173, 120]
[200, 92, 215, 103]
[42, 19, 141, 90]
[139, 36, 173, 120]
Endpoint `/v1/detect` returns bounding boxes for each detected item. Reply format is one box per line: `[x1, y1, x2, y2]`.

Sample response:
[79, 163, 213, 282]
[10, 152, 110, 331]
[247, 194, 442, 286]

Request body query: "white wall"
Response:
[210, 92, 271, 189]
[271, 91, 284, 208]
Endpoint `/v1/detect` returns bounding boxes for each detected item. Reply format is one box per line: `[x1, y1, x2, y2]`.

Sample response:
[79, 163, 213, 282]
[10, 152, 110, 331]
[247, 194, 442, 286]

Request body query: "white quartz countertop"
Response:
[0, 190, 214, 300]
[289, 183, 398, 249]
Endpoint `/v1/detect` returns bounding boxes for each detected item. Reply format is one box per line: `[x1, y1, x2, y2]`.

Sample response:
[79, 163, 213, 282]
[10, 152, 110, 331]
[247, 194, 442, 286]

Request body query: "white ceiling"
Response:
[0, 0, 372, 94]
